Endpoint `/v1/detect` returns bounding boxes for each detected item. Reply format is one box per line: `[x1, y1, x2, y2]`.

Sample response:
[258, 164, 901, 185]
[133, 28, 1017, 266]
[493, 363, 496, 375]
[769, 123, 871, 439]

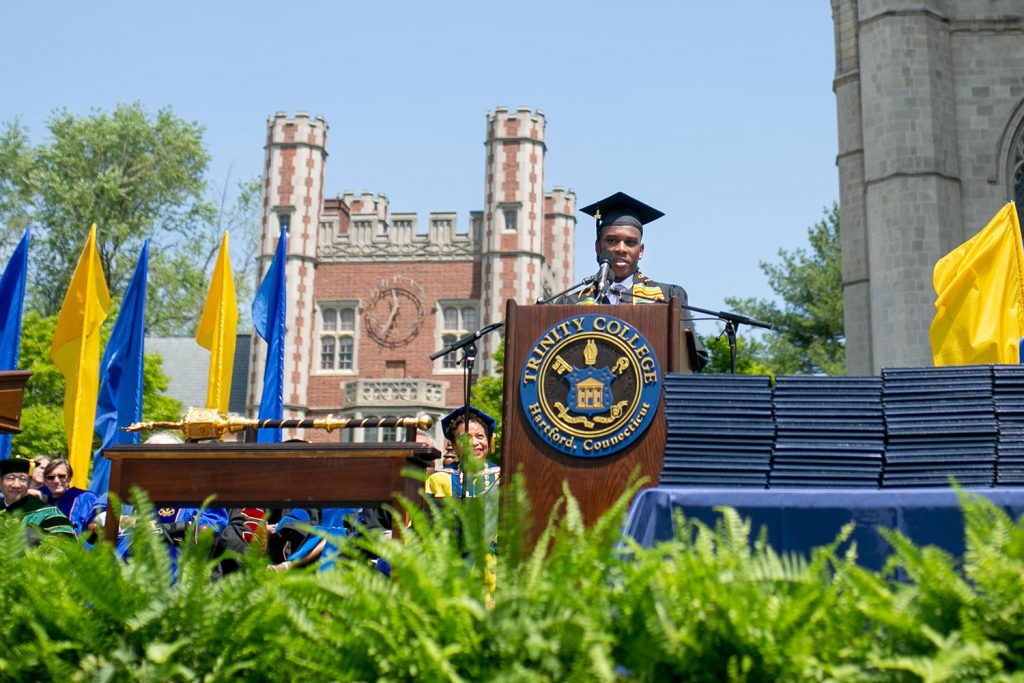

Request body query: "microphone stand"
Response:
[459, 345, 475, 501]
[623, 291, 773, 375]
[681, 303, 772, 375]
[430, 321, 505, 363]
[535, 275, 598, 305]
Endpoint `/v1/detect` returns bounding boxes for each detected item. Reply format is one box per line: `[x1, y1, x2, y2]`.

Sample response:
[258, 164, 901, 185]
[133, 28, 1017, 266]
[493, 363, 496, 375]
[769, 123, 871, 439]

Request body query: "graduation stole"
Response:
[576, 271, 666, 305]
[448, 462, 501, 497]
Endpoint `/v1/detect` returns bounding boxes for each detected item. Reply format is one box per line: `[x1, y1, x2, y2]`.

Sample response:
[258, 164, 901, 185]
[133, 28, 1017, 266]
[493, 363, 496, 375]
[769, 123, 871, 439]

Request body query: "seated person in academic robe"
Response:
[355, 428, 439, 539]
[97, 497, 230, 559]
[209, 507, 270, 579]
[424, 406, 500, 499]
[267, 506, 355, 573]
[142, 432, 228, 545]
[555, 191, 708, 371]
[39, 458, 98, 536]
[26, 454, 51, 501]
[425, 408, 500, 583]
[263, 431, 442, 572]
[0, 457, 76, 543]
[121, 504, 229, 580]
[99, 433, 228, 560]
[265, 507, 321, 565]
[152, 505, 229, 546]
[321, 428, 441, 576]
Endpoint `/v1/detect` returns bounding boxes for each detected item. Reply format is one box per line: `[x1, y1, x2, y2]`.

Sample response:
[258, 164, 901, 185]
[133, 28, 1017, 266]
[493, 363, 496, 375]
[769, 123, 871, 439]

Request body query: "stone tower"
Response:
[248, 112, 328, 433]
[832, 1, 1024, 374]
[480, 106, 551, 373]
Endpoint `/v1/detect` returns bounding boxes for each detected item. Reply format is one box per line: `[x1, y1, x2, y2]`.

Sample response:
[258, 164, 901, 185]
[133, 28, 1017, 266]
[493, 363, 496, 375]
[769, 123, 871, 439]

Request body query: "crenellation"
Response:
[318, 202, 479, 261]
[545, 186, 575, 216]
[486, 106, 547, 144]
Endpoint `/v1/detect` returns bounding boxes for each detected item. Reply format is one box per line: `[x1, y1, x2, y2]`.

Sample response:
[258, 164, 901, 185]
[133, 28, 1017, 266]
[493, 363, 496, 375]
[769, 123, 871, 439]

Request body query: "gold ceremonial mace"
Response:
[124, 407, 433, 441]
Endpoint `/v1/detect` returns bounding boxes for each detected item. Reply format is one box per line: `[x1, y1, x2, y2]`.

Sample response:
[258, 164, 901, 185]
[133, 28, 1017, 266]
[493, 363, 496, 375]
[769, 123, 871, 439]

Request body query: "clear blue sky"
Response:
[3, 1, 838, 333]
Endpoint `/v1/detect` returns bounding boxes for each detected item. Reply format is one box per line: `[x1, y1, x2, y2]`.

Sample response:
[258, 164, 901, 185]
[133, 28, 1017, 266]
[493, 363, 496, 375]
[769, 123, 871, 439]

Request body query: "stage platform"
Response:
[623, 486, 1024, 570]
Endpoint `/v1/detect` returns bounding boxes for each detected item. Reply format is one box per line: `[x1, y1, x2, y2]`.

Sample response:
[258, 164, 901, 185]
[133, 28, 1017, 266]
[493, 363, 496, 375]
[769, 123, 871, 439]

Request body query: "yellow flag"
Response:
[930, 202, 1024, 366]
[50, 224, 111, 488]
[195, 232, 238, 413]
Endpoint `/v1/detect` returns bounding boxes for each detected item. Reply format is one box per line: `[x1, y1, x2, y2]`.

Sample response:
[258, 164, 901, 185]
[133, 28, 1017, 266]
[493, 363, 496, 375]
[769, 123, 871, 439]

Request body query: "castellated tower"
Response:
[248, 112, 328, 437]
[246, 107, 574, 442]
[480, 106, 556, 373]
[543, 186, 576, 297]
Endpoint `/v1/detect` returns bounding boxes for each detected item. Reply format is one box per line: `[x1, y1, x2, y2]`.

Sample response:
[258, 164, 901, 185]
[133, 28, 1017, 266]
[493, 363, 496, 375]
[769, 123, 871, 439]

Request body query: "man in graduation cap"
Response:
[0, 457, 76, 542]
[424, 406, 500, 499]
[556, 191, 708, 370]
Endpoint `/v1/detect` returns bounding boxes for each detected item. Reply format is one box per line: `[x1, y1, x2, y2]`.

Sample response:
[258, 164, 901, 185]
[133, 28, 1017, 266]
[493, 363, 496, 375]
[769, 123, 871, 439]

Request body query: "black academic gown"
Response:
[554, 271, 708, 371]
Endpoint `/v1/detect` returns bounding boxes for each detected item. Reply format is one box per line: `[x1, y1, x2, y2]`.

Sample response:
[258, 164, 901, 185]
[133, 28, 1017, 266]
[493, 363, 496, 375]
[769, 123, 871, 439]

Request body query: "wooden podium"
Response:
[501, 300, 687, 533]
[0, 370, 31, 434]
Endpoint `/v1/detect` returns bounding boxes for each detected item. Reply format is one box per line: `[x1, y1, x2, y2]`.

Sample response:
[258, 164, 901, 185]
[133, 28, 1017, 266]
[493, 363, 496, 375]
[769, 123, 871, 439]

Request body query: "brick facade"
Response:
[247, 107, 576, 442]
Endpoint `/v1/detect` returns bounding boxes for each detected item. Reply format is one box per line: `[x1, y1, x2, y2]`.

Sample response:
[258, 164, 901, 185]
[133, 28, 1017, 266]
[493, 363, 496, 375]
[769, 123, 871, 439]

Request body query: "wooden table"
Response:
[102, 441, 437, 543]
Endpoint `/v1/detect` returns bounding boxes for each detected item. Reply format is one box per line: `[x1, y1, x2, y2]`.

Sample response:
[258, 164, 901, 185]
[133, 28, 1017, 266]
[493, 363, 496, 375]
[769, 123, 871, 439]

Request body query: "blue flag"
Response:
[89, 241, 148, 494]
[0, 231, 29, 460]
[252, 229, 287, 443]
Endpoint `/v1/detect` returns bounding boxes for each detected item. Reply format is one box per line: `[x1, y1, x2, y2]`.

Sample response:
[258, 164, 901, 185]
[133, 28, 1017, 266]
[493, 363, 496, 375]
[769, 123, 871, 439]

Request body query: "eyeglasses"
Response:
[2, 474, 30, 484]
[44, 473, 69, 481]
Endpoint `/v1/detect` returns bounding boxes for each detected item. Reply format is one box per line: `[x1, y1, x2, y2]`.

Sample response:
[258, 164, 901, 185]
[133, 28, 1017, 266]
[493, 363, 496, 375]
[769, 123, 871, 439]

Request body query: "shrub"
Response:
[1, 487, 1024, 681]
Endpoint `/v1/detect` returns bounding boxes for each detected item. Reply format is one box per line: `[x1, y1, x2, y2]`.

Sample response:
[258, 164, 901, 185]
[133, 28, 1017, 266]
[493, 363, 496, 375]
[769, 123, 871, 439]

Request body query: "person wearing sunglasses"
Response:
[24, 454, 51, 501]
[1, 457, 75, 542]
[40, 458, 99, 536]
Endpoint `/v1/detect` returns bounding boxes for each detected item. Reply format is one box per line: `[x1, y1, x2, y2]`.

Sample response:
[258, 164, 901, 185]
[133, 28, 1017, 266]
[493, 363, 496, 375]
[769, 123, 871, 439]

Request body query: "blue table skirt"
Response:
[623, 487, 1024, 570]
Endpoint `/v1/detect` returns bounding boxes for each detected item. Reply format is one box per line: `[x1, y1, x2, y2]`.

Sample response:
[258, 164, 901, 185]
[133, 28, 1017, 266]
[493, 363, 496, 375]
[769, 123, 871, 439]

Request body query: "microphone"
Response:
[718, 311, 773, 330]
[594, 251, 614, 302]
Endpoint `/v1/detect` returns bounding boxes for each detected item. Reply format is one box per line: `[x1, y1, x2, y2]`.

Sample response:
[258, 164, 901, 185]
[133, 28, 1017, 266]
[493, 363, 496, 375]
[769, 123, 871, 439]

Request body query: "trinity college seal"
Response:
[519, 314, 661, 458]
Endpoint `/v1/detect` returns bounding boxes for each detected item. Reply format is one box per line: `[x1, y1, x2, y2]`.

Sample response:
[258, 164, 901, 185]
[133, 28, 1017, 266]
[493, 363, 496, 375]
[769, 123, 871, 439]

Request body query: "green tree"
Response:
[0, 120, 34, 259]
[10, 311, 181, 460]
[145, 172, 262, 335]
[725, 203, 845, 375]
[0, 102, 262, 336]
[23, 104, 212, 329]
[202, 173, 262, 333]
[701, 333, 774, 376]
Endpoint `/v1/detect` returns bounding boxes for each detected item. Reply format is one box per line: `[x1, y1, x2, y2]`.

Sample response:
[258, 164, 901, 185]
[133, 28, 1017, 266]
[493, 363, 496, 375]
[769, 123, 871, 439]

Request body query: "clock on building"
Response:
[365, 276, 426, 348]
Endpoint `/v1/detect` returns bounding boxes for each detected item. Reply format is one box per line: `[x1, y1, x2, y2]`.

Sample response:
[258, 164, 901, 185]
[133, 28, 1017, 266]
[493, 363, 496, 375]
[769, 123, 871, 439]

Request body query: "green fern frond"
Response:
[872, 628, 1006, 682]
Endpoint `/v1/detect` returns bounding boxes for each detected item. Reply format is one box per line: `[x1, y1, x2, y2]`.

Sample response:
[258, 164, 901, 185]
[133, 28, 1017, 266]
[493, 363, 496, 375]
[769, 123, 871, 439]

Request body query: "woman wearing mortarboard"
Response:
[424, 406, 500, 598]
[424, 406, 500, 499]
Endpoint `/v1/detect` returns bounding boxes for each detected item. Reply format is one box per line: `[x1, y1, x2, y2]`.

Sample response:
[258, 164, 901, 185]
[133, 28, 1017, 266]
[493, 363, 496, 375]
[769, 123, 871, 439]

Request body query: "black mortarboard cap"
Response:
[580, 191, 664, 236]
[0, 457, 31, 477]
[441, 405, 497, 441]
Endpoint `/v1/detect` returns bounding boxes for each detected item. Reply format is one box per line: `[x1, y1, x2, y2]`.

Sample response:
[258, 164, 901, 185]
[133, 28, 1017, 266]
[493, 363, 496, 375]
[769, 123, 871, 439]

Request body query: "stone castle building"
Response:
[245, 107, 576, 442]
[833, 0, 1024, 374]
